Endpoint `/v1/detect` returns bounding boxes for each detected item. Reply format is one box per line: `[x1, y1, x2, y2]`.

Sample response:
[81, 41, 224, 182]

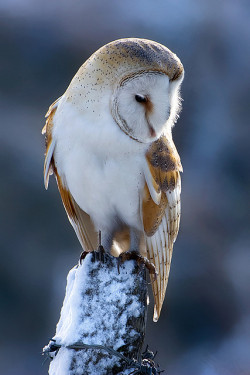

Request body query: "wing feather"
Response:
[44, 138, 56, 189]
[54, 169, 97, 251]
[155, 230, 164, 304]
[143, 159, 161, 205]
[142, 136, 182, 321]
[146, 235, 161, 317]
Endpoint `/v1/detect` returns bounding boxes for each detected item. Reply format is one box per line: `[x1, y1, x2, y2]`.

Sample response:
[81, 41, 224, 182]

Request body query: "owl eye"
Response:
[135, 94, 147, 103]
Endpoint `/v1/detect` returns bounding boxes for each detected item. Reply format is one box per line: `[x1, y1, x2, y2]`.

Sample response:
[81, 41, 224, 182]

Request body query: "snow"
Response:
[47, 253, 147, 375]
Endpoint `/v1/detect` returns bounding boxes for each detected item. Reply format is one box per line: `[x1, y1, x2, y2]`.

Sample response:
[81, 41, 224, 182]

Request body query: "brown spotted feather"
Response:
[143, 136, 182, 321]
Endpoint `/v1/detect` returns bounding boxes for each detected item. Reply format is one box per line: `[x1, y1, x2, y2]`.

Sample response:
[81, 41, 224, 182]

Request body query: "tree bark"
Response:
[43, 251, 148, 374]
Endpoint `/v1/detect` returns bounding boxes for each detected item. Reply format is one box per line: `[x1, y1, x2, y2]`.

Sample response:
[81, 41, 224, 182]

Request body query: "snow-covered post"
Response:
[43, 251, 148, 374]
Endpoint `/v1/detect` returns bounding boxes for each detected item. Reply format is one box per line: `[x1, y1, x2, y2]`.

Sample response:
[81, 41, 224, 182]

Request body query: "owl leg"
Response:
[129, 228, 141, 252]
[99, 229, 113, 253]
[80, 230, 112, 263]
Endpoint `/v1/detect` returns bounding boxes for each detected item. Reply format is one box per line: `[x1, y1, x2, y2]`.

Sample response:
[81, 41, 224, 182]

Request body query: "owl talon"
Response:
[118, 251, 156, 277]
[91, 248, 106, 263]
[97, 244, 105, 254]
[97, 245, 106, 262]
[116, 257, 120, 274]
[79, 250, 90, 264]
[80, 247, 106, 264]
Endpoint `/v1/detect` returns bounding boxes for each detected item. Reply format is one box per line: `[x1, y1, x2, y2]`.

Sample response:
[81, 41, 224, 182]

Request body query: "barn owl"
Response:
[42, 38, 184, 322]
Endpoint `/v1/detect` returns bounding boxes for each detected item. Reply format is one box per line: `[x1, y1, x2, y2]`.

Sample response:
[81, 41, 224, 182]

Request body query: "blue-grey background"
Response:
[0, 1, 250, 374]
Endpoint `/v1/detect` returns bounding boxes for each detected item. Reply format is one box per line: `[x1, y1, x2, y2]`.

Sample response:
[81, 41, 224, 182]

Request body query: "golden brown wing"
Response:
[142, 136, 182, 321]
[42, 98, 97, 251]
[53, 168, 97, 251]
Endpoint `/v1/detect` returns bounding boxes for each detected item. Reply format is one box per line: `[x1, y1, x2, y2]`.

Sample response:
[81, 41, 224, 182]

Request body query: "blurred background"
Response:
[0, 0, 250, 374]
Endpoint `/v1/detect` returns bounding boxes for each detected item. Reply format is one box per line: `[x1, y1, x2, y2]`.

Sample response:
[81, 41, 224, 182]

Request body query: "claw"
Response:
[97, 245, 105, 262]
[79, 250, 90, 264]
[80, 246, 106, 265]
[116, 256, 122, 274]
[118, 251, 157, 279]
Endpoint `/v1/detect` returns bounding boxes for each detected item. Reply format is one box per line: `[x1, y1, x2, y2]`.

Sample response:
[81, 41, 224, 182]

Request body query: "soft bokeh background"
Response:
[1, 1, 250, 374]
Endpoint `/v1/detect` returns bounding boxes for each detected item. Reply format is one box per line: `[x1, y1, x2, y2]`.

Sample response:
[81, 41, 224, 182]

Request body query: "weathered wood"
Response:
[43, 251, 148, 374]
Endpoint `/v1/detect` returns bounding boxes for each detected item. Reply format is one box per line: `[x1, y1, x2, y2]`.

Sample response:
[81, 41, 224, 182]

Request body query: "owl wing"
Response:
[142, 136, 182, 322]
[42, 98, 97, 252]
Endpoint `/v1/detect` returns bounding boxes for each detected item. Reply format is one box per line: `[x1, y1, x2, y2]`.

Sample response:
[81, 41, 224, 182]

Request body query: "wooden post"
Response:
[43, 251, 148, 374]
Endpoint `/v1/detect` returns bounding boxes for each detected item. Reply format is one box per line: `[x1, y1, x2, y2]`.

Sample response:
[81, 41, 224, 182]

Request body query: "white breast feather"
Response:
[52, 101, 148, 232]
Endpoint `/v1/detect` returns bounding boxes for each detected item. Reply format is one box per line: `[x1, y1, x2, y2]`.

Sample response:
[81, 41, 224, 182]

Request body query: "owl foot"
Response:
[79, 250, 90, 263]
[79, 246, 106, 264]
[95, 245, 106, 262]
[117, 251, 156, 277]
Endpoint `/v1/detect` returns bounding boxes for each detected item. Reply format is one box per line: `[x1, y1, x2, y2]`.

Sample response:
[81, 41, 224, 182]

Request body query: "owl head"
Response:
[65, 38, 184, 143]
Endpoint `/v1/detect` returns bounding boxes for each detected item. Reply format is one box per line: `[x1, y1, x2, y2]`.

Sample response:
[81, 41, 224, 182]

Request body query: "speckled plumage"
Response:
[42, 38, 184, 321]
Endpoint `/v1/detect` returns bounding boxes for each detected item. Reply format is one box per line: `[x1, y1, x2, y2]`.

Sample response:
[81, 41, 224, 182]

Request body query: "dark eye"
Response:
[135, 94, 147, 103]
